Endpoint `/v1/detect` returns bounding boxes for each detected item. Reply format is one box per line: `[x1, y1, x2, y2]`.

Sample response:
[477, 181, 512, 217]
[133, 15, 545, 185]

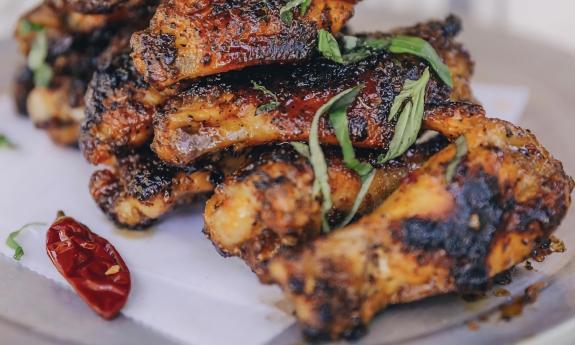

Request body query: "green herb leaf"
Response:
[28, 30, 48, 70]
[317, 32, 452, 87]
[6, 223, 46, 261]
[33, 63, 53, 88]
[309, 86, 363, 232]
[445, 136, 468, 183]
[290, 142, 311, 159]
[297, 85, 375, 231]
[338, 169, 376, 228]
[19, 20, 43, 36]
[326, 85, 377, 227]
[318, 29, 344, 64]
[378, 67, 430, 164]
[388, 35, 453, 88]
[328, 85, 373, 177]
[0, 134, 16, 149]
[280, 0, 312, 24]
[252, 81, 279, 114]
[27, 26, 53, 88]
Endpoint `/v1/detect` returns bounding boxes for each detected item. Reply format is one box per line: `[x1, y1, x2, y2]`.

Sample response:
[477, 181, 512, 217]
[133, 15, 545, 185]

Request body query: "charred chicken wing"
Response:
[269, 104, 574, 341]
[131, 0, 359, 88]
[204, 138, 449, 282]
[151, 16, 473, 166]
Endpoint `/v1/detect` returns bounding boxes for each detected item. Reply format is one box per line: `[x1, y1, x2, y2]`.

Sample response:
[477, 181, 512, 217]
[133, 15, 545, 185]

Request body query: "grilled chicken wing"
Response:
[131, 0, 358, 88]
[89, 148, 250, 228]
[269, 104, 574, 341]
[204, 138, 448, 282]
[152, 16, 473, 166]
[81, 52, 180, 165]
[14, 1, 157, 145]
[26, 75, 86, 145]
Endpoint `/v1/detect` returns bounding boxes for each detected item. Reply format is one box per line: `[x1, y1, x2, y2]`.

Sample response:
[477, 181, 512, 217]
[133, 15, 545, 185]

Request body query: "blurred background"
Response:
[2, 0, 574, 55]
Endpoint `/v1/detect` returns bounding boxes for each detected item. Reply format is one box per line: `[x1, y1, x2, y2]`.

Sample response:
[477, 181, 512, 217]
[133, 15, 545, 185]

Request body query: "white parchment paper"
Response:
[0, 84, 549, 345]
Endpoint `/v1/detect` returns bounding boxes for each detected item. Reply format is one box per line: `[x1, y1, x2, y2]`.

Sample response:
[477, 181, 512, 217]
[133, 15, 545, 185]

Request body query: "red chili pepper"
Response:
[46, 212, 131, 320]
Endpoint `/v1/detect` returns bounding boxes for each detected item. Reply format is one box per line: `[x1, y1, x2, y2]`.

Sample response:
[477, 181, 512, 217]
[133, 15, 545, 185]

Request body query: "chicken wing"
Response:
[152, 16, 473, 166]
[89, 148, 250, 228]
[26, 75, 86, 145]
[131, 0, 359, 88]
[80, 51, 181, 165]
[204, 138, 448, 282]
[269, 103, 574, 341]
[14, 1, 157, 145]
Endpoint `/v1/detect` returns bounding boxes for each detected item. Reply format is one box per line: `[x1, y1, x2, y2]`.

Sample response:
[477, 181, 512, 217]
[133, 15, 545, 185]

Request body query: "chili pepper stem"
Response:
[56, 210, 66, 219]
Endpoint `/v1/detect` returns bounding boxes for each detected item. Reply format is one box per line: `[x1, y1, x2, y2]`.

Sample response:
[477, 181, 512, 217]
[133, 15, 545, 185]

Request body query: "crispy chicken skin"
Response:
[89, 148, 250, 228]
[131, 0, 358, 88]
[81, 52, 179, 165]
[152, 16, 473, 166]
[268, 104, 574, 341]
[204, 138, 448, 282]
[14, 1, 157, 146]
[27, 76, 86, 146]
[48, 0, 147, 14]
[90, 149, 214, 228]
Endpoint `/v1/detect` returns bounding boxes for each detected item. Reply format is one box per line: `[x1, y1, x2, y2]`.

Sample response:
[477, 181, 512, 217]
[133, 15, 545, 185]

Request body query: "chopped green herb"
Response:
[19, 20, 44, 36]
[290, 142, 311, 159]
[326, 84, 376, 227]
[296, 85, 375, 232]
[342, 35, 360, 51]
[24, 22, 53, 88]
[328, 85, 373, 177]
[388, 36, 453, 88]
[6, 223, 46, 261]
[378, 67, 430, 164]
[318, 29, 344, 64]
[33, 63, 53, 88]
[445, 136, 468, 183]
[252, 81, 280, 114]
[338, 169, 376, 228]
[0, 134, 16, 149]
[27, 30, 48, 70]
[280, 0, 312, 24]
[317, 32, 452, 87]
[308, 87, 364, 232]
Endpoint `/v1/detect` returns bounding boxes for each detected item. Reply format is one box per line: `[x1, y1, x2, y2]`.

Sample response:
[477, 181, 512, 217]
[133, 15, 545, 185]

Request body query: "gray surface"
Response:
[0, 41, 181, 345]
[0, 256, 181, 345]
[1, 13, 575, 345]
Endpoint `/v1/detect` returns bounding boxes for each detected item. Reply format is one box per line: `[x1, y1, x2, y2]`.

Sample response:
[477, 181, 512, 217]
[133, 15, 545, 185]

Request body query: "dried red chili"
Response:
[46, 212, 131, 320]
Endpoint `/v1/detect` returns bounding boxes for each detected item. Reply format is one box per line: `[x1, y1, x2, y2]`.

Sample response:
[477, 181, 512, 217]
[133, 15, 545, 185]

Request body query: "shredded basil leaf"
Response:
[33, 63, 53, 88]
[309, 87, 364, 232]
[290, 142, 311, 159]
[28, 30, 48, 70]
[378, 67, 430, 164]
[6, 223, 46, 261]
[317, 32, 452, 87]
[318, 29, 344, 64]
[19, 20, 44, 36]
[445, 136, 468, 183]
[328, 85, 373, 177]
[388, 36, 453, 88]
[252, 80, 280, 114]
[280, 0, 312, 24]
[338, 169, 376, 228]
[26, 23, 53, 88]
[0, 134, 16, 149]
[326, 85, 376, 227]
